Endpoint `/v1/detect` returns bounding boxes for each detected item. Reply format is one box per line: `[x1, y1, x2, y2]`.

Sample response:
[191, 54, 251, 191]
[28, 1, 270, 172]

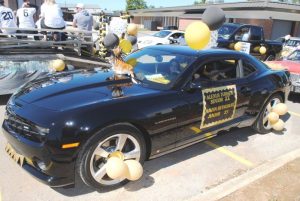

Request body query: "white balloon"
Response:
[109, 17, 128, 38]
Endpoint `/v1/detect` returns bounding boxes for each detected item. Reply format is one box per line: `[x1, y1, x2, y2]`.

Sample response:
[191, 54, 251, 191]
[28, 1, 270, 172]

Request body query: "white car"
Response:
[138, 30, 184, 49]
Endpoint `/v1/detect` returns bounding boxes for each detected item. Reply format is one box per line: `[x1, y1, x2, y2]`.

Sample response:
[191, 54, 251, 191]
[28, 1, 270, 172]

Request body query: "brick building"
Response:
[130, 1, 300, 40]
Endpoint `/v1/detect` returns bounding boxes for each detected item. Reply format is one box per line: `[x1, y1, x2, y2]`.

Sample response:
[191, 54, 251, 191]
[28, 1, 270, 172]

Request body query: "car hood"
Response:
[14, 70, 159, 111]
[265, 60, 300, 74]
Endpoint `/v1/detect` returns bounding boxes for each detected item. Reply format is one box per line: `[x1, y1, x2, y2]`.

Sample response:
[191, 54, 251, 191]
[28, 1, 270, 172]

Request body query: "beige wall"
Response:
[178, 18, 200, 31]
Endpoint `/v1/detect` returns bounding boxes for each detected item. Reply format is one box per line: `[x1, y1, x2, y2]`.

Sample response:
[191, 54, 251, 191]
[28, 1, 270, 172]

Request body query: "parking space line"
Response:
[190, 127, 254, 167]
[204, 141, 254, 167]
[289, 111, 300, 118]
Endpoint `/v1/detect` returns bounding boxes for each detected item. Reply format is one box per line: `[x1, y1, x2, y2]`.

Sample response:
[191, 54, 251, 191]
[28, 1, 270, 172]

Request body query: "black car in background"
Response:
[218, 23, 283, 61]
[2, 46, 290, 189]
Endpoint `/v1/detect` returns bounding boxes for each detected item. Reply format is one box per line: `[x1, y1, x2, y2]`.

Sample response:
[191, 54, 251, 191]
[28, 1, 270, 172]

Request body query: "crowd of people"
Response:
[0, 0, 93, 40]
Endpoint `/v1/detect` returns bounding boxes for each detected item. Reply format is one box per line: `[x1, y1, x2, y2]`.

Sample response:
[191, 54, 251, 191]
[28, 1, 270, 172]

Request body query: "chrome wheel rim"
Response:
[262, 97, 281, 130]
[89, 134, 141, 186]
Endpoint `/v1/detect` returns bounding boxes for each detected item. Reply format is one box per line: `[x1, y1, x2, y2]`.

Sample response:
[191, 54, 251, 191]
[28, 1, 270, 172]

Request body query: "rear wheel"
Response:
[76, 123, 147, 190]
[252, 94, 283, 134]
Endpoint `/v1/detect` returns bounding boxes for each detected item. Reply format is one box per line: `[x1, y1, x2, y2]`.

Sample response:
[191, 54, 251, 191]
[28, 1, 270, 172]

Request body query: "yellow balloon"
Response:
[126, 58, 137, 67]
[50, 59, 65, 72]
[127, 23, 138, 36]
[234, 42, 242, 51]
[253, 46, 261, 53]
[106, 157, 128, 180]
[185, 21, 211, 50]
[272, 103, 288, 116]
[267, 112, 279, 124]
[125, 160, 143, 181]
[229, 43, 235, 49]
[119, 39, 132, 54]
[271, 119, 285, 131]
[260, 46, 267, 55]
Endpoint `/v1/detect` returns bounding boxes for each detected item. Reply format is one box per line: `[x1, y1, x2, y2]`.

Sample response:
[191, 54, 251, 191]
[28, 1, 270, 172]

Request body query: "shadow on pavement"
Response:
[288, 92, 300, 103]
[0, 95, 11, 106]
[53, 126, 266, 196]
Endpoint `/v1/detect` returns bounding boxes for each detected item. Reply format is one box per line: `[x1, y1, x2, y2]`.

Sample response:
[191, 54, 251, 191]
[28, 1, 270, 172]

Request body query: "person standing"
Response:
[73, 3, 93, 55]
[0, 0, 18, 35]
[72, 3, 93, 31]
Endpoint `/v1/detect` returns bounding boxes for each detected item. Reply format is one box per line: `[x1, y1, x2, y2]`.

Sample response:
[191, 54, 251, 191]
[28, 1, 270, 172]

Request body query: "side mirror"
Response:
[169, 37, 176, 44]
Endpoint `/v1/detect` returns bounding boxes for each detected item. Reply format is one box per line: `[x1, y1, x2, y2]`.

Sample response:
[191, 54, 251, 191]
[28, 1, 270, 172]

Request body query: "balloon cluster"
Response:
[185, 7, 226, 50]
[103, 22, 138, 56]
[267, 103, 288, 131]
[105, 152, 143, 181]
[233, 43, 267, 55]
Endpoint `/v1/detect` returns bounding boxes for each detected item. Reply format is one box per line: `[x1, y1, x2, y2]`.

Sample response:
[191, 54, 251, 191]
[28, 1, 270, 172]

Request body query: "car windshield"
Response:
[287, 50, 300, 61]
[125, 48, 197, 90]
[218, 25, 239, 39]
[285, 39, 300, 47]
[153, 31, 172, 38]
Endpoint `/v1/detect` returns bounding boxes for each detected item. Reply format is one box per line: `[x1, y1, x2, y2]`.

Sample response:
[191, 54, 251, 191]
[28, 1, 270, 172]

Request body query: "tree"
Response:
[194, 0, 206, 4]
[126, 0, 148, 11]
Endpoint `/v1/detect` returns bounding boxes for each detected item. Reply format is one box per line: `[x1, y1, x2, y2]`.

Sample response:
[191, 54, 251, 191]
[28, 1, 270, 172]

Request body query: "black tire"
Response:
[76, 123, 147, 190]
[252, 94, 283, 134]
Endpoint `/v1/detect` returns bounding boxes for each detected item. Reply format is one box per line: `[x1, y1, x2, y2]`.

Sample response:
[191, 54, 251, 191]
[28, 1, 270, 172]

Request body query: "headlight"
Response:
[35, 125, 50, 136]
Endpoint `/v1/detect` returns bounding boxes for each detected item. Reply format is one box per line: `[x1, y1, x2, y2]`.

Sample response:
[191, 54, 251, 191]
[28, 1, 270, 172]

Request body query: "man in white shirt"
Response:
[0, 1, 18, 35]
[16, 1, 39, 39]
[17, 1, 36, 29]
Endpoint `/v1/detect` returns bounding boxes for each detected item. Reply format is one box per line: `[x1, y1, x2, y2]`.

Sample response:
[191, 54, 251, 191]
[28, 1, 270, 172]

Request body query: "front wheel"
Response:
[252, 94, 283, 134]
[76, 123, 147, 190]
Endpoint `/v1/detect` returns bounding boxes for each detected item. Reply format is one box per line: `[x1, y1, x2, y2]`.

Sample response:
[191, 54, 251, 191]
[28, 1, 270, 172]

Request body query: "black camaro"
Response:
[2, 46, 290, 189]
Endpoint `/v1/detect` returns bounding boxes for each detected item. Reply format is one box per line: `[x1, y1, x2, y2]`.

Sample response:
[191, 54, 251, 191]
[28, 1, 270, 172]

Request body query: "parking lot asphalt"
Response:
[0, 93, 300, 201]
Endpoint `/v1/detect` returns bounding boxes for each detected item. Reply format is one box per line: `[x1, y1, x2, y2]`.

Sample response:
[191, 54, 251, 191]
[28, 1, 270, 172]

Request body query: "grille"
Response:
[5, 111, 44, 142]
[290, 73, 300, 83]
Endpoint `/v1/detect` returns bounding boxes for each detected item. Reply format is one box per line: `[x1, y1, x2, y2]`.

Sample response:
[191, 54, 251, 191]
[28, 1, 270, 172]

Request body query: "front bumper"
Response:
[2, 121, 75, 187]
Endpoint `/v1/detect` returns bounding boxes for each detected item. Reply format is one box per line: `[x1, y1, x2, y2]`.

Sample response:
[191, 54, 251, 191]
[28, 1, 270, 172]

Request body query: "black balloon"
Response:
[202, 6, 226, 31]
[103, 33, 119, 49]
[127, 35, 137, 45]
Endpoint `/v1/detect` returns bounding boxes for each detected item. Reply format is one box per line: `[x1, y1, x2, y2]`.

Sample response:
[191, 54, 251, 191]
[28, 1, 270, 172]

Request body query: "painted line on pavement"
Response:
[191, 127, 254, 167]
[289, 111, 300, 118]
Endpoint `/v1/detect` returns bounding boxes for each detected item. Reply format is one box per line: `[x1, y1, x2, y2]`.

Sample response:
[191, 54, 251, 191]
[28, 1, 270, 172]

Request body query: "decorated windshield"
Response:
[125, 48, 196, 89]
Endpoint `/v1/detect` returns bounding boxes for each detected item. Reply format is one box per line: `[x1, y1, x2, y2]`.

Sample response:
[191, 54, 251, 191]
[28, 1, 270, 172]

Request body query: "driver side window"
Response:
[193, 59, 239, 82]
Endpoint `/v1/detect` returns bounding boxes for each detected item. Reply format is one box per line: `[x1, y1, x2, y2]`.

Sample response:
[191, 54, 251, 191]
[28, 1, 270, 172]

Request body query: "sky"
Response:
[56, 0, 196, 11]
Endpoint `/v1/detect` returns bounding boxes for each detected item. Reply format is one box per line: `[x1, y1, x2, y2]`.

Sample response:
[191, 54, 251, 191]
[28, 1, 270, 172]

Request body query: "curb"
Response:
[186, 148, 300, 201]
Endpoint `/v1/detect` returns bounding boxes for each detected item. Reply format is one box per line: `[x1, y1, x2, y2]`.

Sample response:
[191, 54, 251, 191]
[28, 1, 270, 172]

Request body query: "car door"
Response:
[248, 26, 265, 60]
[175, 55, 253, 147]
